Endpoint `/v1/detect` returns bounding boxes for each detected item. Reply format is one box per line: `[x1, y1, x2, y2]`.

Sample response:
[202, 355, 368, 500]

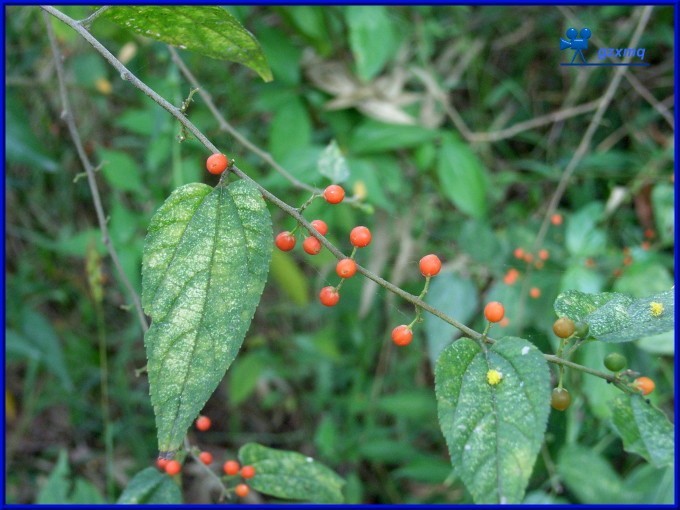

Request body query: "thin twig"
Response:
[42, 5, 633, 384]
[78, 6, 111, 28]
[167, 47, 317, 195]
[42, 9, 149, 333]
[532, 6, 654, 254]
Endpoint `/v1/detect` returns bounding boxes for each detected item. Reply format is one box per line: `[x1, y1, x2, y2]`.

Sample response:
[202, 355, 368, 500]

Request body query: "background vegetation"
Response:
[6, 5, 674, 504]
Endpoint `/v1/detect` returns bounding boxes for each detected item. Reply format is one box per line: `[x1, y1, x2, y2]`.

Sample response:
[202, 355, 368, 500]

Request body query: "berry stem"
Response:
[297, 193, 320, 214]
[184, 438, 228, 501]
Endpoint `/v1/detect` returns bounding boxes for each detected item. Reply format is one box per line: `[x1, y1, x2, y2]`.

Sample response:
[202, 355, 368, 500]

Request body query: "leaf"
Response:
[239, 443, 345, 503]
[36, 450, 105, 504]
[142, 180, 272, 453]
[437, 133, 488, 219]
[104, 6, 272, 82]
[117, 467, 182, 504]
[345, 6, 397, 81]
[269, 250, 309, 306]
[557, 445, 635, 504]
[565, 202, 606, 256]
[424, 271, 478, 363]
[228, 352, 267, 406]
[349, 120, 439, 154]
[435, 336, 551, 503]
[609, 394, 674, 468]
[318, 140, 350, 183]
[652, 183, 674, 246]
[554, 289, 674, 343]
[97, 148, 144, 194]
[376, 389, 437, 421]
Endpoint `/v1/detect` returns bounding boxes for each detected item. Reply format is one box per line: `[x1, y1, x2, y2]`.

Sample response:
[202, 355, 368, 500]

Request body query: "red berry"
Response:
[311, 219, 328, 236]
[323, 184, 345, 204]
[419, 254, 442, 277]
[503, 268, 519, 285]
[235, 483, 250, 498]
[529, 287, 541, 299]
[336, 258, 357, 278]
[240, 465, 256, 479]
[198, 451, 213, 465]
[275, 231, 296, 251]
[551, 213, 563, 226]
[349, 226, 371, 248]
[195, 415, 211, 432]
[513, 247, 525, 259]
[391, 325, 413, 346]
[156, 458, 169, 471]
[538, 249, 549, 261]
[484, 301, 505, 323]
[206, 153, 229, 175]
[633, 376, 655, 395]
[165, 459, 182, 476]
[319, 286, 340, 307]
[303, 236, 322, 255]
[223, 460, 240, 476]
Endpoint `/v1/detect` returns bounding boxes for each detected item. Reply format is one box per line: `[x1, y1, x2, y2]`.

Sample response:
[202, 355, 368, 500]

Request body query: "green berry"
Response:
[603, 352, 627, 372]
[550, 388, 571, 411]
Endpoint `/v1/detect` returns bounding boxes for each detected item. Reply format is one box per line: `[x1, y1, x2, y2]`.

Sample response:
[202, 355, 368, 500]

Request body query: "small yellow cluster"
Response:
[487, 369, 503, 386]
[650, 301, 664, 317]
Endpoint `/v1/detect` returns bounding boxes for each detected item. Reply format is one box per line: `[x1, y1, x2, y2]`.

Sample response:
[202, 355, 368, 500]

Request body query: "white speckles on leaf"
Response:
[142, 180, 272, 453]
[435, 337, 551, 503]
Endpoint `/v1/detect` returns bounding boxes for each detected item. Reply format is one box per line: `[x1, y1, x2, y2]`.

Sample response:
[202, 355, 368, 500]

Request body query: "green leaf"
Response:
[554, 289, 674, 343]
[435, 336, 551, 503]
[269, 250, 309, 306]
[376, 389, 437, 421]
[565, 202, 606, 256]
[269, 98, 312, 161]
[349, 120, 439, 154]
[318, 140, 350, 183]
[142, 181, 272, 453]
[557, 445, 636, 503]
[37, 450, 105, 504]
[625, 464, 675, 504]
[97, 148, 144, 194]
[345, 6, 397, 81]
[104, 6, 272, 82]
[609, 394, 674, 468]
[424, 271, 478, 363]
[239, 443, 345, 503]
[117, 467, 182, 504]
[228, 352, 267, 406]
[652, 183, 674, 246]
[437, 133, 488, 219]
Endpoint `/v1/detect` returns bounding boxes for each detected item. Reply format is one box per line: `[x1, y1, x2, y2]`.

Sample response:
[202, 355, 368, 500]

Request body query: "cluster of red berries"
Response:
[390, 254, 443, 347]
[154, 415, 256, 499]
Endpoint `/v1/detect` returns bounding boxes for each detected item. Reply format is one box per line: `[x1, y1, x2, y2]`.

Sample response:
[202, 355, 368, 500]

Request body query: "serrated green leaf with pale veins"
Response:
[239, 443, 345, 503]
[104, 6, 272, 82]
[610, 394, 674, 468]
[142, 181, 272, 453]
[435, 337, 551, 504]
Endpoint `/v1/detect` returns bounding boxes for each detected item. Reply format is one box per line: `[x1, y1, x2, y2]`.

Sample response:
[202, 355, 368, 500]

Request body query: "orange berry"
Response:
[310, 219, 328, 236]
[235, 483, 250, 498]
[534, 260, 545, 270]
[538, 249, 549, 261]
[484, 301, 505, 323]
[156, 458, 169, 471]
[195, 415, 212, 432]
[623, 255, 633, 266]
[303, 236, 322, 255]
[240, 465, 256, 479]
[323, 184, 345, 204]
[349, 226, 372, 248]
[613, 268, 622, 277]
[513, 247, 525, 260]
[529, 287, 541, 299]
[336, 258, 357, 278]
[206, 153, 229, 175]
[523, 253, 534, 263]
[641, 241, 650, 251]
[275, 231, 296, 252]
[503, 268, 519, 285]
[223, 460, 240, 476]
[644, 228, 656, 239]
[551, 213, 563, 226]
[319, 286, 340, 307]
[419, 254, 442, 277]
[585, 258, 596, 268]
[633, 376, 655, 395]
[391, 325, 413, 346]
[499, 317, 510, 328]
[165, 460, 182, 476]
[198, 451, 213, 465]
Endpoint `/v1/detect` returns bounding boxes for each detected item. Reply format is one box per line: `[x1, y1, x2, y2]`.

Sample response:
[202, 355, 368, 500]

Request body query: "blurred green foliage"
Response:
[6, 5, 674, 504]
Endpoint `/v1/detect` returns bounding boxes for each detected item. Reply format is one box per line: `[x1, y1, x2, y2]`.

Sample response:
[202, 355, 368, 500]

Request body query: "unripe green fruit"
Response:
[574, 321, 590, 339]
[603, 352, 627, 372]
